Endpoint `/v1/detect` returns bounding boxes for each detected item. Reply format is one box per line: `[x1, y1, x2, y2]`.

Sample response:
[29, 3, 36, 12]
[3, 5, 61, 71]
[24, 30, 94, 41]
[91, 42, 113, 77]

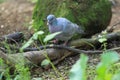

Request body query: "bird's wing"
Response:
[62, 20, 75, 36]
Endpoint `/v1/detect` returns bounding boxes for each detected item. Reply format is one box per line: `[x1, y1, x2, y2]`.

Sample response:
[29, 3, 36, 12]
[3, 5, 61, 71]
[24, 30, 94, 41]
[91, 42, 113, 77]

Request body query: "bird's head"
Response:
[47, 14, 56, 25]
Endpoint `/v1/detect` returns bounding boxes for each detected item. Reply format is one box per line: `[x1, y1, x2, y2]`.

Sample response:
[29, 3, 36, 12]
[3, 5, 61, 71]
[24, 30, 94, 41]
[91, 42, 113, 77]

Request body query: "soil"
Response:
[110, 0, 120, 32]
[0, 0, 120, 80]
[0, 0, 33, 36]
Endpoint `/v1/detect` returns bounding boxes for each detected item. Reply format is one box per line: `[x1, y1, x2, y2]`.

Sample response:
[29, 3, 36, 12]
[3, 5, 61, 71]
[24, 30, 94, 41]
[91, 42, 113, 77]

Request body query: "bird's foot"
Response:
[50, 39, 58, 44]
[63, 41, 68, 46]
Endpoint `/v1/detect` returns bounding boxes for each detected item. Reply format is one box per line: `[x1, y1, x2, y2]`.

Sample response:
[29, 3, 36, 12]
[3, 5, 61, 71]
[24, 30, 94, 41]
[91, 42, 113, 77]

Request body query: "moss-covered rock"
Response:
[32, 0, 112, 37]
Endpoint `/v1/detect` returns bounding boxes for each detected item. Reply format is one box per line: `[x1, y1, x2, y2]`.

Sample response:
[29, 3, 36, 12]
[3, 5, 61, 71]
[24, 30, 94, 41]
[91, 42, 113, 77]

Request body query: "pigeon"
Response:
[47, 14, 84, 45]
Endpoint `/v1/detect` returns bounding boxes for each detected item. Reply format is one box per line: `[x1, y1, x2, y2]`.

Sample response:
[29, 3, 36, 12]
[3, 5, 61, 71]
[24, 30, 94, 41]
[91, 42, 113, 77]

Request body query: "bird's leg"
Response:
[63, 40, 69, 46]
[53, 39, 58, 44]
[50, 39, 59, 44]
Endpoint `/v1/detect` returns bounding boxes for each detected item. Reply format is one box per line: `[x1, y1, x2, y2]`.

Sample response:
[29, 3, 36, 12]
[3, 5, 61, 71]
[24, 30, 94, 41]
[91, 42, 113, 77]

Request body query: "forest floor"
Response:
[0, 0, 120, 80]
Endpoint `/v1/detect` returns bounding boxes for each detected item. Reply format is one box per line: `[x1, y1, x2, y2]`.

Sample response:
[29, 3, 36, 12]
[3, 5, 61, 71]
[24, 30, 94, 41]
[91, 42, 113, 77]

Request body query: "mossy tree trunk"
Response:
[32, 0, 112, 37]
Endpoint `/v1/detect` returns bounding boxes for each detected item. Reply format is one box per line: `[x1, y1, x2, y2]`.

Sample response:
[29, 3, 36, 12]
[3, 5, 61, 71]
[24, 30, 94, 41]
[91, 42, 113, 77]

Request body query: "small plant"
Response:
[20, 31, 44, 50]
[14, 63, 31, 80]
[98, 30, 107, 51]
[95, 50, 120, 80]
[21, 31, 61, 49]
[0, 58, 31, 80]
[69, 54, 88, 80]
[69, 51, 120, 80]
[0, 40, 32, 80]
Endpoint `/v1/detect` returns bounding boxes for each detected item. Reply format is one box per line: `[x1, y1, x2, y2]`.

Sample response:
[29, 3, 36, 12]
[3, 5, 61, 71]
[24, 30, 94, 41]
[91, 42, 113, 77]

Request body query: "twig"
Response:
[107, 21, 120, 32]
[4, 44, 120, 54]
[22, 44, 120, 54]
[109, 46, 120, 51]
[0, 44, 103, 54]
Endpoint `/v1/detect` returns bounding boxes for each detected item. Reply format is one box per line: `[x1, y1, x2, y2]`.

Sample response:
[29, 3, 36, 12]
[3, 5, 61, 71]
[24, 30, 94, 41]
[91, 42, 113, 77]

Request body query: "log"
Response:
[69, 32, 120, 48]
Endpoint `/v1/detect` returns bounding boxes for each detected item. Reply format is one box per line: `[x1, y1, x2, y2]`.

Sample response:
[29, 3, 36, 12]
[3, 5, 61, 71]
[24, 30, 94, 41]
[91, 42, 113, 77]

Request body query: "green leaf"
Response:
[0, 58, 3, 64]
[32, 31, 44, 40]
[69, 54, 88, 80]
[102, 51, 119, 64]
[112, 71, 120, 80]
[20, 31, 44, 50]
[14, 75, 21, 80]
[95, 50, 120, 80]
[98, 38, 107, 43]
[98, 32, 107, 43]
[29, 0, 38, 3]
[32, 77, 43, 80]
[20, 38, 33, 50]
[41, 59, 50, 67]
[0, 72, 4, 80]
[44, 32, 62, 42]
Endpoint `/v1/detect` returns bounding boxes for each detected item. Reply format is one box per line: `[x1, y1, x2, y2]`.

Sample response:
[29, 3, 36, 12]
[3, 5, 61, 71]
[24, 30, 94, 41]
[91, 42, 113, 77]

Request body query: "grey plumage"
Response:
[47, 14, 84, 42]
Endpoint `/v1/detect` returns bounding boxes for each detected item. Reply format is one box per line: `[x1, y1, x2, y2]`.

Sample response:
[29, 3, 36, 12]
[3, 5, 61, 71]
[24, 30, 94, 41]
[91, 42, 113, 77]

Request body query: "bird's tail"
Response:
[74, 24, 85, 34]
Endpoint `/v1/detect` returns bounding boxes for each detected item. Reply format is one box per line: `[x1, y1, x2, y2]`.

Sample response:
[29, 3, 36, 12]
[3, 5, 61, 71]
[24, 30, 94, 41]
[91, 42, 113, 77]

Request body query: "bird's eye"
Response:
[50, 17, 54, 21]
